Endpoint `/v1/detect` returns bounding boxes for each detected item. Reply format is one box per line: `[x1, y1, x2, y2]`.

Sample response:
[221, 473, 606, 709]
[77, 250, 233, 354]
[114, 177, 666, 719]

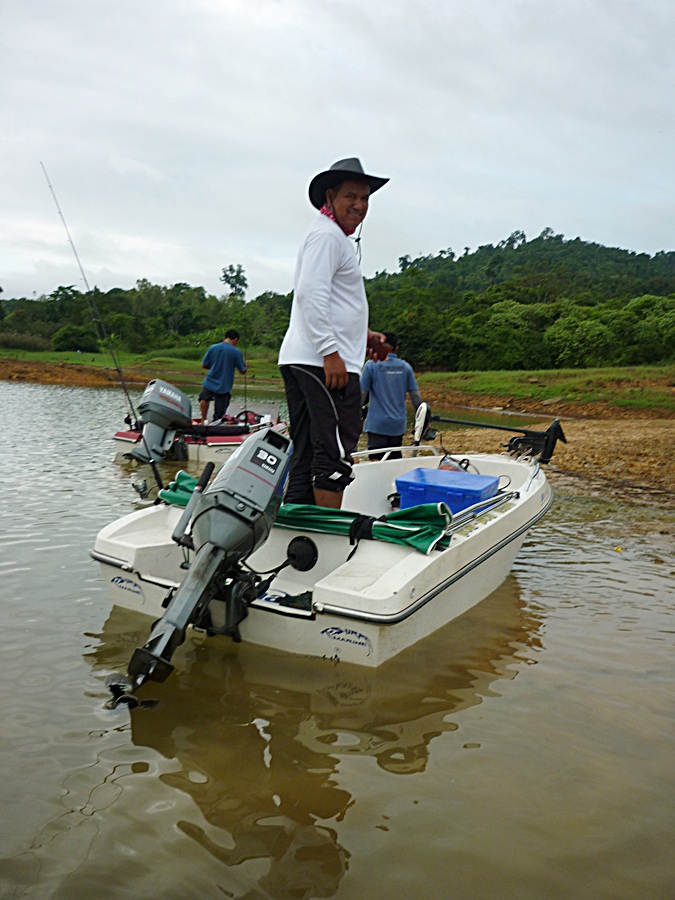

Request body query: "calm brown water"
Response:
[0, 382, 673, 899]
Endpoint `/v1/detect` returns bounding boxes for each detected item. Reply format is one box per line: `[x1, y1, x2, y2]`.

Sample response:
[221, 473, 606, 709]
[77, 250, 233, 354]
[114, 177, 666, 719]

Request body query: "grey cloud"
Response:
[1, 0, 673, 300]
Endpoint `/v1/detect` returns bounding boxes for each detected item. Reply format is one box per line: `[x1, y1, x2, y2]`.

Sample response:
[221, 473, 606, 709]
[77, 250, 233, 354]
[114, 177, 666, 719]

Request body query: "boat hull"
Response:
[113, 430, 253, 465]
[94, 452, 553, 666]
[238, 532, 531, 665]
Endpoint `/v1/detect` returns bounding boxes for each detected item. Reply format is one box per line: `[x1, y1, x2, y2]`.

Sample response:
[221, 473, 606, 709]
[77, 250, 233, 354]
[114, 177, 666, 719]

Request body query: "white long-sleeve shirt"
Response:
[278, 215, 368, 374]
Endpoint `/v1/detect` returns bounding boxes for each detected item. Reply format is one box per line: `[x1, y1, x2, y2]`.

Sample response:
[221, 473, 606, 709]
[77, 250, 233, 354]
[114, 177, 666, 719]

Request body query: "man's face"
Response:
[326, 179, 370, 231]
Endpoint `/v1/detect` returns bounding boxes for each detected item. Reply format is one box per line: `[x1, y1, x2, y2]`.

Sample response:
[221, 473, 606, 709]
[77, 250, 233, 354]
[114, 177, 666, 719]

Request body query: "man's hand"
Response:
[323, 351, 349, 390]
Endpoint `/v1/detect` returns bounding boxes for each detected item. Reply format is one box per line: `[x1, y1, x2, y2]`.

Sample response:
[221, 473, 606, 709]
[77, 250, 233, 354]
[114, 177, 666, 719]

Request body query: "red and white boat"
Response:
[112, 379, 286, 465]
[113, 410, 286, 465]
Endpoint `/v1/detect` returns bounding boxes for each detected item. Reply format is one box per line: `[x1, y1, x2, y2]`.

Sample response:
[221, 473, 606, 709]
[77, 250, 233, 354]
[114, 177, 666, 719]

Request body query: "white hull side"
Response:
[237, 535, 526, 666]
[96, 530, 528, 667]
[112, 436, 245, 465]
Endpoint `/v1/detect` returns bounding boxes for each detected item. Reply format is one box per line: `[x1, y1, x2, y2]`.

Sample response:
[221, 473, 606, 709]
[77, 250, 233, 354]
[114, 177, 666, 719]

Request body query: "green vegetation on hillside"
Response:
[2, 230, 674, 371]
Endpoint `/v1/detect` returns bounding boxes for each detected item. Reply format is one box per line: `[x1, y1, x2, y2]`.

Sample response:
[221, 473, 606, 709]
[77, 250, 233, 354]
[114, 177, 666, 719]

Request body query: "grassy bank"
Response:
[417, 365, 675, 414]
[0, 349, 673, 416]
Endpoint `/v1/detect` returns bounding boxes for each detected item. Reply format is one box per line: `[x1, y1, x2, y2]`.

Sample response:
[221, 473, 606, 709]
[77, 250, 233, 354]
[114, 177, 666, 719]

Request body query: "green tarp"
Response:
[275, 502, 452, 554]
[158, 471, 198, 507]
[159, 476, 453, 554]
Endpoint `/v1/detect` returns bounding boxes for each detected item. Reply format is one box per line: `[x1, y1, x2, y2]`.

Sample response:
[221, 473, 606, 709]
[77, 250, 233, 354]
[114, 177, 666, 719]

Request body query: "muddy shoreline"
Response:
[2, 358, 674, 508]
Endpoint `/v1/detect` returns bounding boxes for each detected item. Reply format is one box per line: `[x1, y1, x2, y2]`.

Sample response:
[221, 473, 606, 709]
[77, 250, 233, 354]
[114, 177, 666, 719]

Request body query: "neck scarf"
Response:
[320, 204, 357, 236]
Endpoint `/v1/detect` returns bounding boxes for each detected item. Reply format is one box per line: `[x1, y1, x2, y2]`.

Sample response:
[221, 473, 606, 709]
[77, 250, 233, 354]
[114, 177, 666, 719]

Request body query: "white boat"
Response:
[93, 410, 565, 699]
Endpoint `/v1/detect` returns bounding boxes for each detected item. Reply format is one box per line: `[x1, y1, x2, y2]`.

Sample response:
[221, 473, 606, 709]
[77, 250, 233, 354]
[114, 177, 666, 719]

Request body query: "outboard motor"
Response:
[124, 427, 292, 692]
[130, 379, 193, 463]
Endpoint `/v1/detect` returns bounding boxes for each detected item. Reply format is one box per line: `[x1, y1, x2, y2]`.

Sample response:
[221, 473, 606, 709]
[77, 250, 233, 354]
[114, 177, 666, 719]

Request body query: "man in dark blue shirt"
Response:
[199, 329, 247, 423]
[360, 332, 423, 459]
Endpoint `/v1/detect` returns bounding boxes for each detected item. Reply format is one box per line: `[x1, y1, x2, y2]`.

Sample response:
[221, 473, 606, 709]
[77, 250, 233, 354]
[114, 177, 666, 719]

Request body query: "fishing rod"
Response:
[243, 342, 248, 417]
[41, 164, 165, 489]
[40, 162, 138, 426]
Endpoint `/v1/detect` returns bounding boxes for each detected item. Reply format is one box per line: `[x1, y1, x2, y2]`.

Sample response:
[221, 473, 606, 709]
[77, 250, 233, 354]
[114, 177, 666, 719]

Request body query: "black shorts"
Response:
[280, 364, 362, 503]
[198, 388, 231, 420]
[366, 432, 405, 460]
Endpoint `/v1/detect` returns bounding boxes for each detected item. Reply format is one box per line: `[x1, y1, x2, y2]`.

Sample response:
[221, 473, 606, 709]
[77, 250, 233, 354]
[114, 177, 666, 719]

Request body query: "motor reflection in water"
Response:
[87, 574, 542, 898]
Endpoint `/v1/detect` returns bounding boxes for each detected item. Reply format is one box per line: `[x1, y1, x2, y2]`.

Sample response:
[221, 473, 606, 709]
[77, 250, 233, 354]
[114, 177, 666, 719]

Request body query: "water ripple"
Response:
[0, 380, 673, 899]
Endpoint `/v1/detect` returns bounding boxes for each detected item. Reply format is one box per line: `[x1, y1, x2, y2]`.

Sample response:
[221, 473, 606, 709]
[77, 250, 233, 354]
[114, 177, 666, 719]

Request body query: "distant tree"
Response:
[104, 313, 150, 353]
[544, 312, 614, 367]
[499, 230, 526, 250]
[220, 264, 248, 298]
[244, 291, 292, 348]
[52, 324, 99, 353]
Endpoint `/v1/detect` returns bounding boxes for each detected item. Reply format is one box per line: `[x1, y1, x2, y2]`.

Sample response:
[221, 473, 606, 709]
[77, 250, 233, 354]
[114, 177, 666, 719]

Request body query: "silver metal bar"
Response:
[352, 445, 441, 461]
[90, 550, 132, 570]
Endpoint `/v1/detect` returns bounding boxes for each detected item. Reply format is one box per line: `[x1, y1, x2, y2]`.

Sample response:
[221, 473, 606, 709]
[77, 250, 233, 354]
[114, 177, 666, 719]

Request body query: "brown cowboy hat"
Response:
[308, 157, 389, 209]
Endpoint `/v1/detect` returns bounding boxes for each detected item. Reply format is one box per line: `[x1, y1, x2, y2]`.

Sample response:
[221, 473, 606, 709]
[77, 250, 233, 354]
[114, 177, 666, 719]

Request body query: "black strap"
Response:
[347, 514, 386, 559]
[349, 515, 375, 545]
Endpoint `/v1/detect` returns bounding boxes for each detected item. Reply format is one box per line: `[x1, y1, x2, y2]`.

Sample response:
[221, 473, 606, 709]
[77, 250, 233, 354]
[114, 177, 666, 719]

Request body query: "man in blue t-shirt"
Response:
[199, 329, 247, 423]
[360, 332, 423, 459]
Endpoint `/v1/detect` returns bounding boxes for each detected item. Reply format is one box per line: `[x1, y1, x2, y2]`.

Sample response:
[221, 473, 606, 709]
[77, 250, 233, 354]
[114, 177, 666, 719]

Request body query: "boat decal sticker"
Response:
[251, 446, 282, 475]
[321, 626, 373, 656]
[257, 591, 288, 606]
[157, 383, 185, 409]
[110, 576, 143, 595]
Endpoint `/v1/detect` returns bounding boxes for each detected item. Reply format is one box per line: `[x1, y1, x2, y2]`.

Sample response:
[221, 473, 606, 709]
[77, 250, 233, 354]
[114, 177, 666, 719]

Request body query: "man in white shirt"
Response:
[278, 158, 389, 508]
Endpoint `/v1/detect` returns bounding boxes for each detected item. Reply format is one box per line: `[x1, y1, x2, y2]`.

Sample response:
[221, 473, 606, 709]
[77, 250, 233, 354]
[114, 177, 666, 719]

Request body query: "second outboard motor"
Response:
[131, 379, 193, 463]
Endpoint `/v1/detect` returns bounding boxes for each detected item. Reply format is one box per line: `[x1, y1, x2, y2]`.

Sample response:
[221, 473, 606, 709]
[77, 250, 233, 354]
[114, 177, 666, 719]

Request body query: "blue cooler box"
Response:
[396, 467, 500, 513]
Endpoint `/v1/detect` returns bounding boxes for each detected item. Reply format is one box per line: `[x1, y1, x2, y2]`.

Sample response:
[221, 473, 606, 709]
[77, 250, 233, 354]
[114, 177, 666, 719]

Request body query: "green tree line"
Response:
[2, 229, 674, 370]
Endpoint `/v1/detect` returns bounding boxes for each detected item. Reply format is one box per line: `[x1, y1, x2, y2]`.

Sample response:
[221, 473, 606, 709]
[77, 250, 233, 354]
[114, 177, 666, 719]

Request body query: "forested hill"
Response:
[2, 229, 674, 371]
[365, 229, 675, 369]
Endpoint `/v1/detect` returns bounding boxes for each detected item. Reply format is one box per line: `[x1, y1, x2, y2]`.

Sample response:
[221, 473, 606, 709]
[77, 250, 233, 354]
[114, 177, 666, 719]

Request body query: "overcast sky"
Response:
[2, 0, 673, 301]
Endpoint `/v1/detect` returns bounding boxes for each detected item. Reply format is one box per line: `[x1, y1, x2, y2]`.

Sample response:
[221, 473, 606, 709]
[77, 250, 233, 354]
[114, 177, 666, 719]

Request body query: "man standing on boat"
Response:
[361, 332, 423, 459]
[199, 329, 247, 423]
[278, 157, 389, 508]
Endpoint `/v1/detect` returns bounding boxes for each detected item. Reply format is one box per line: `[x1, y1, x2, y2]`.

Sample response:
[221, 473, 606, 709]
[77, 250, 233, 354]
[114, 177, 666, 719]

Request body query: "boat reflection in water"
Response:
[88, 575, 542, 897]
